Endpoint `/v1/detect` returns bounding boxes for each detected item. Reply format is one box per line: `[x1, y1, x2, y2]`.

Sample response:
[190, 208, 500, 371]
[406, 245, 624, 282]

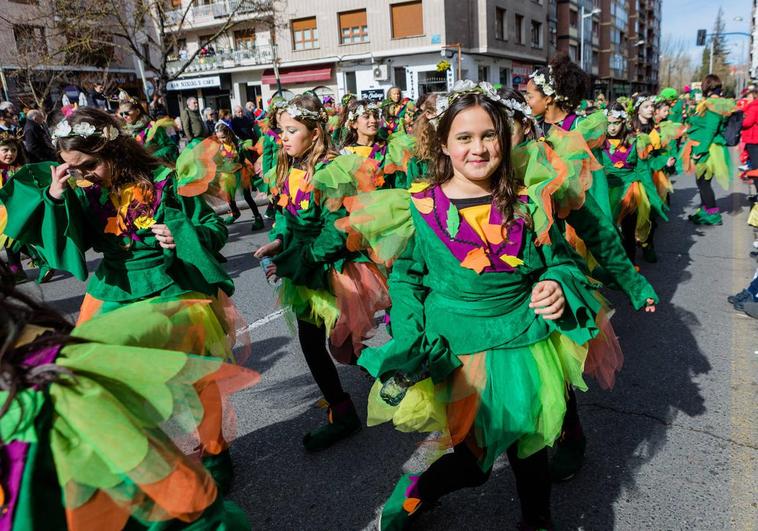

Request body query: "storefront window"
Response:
[417, 71, 447, 95]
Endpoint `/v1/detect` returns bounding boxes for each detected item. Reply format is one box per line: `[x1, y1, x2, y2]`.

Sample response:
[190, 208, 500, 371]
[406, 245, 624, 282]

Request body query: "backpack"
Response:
[724, 109, 743, 146]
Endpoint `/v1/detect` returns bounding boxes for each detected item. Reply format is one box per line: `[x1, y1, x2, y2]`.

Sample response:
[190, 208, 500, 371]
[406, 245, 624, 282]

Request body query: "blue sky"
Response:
[661, 0, 753, 63]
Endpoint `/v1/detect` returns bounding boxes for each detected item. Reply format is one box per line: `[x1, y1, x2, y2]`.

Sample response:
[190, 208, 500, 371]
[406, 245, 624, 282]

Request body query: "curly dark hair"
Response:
[499, 88, 538, 141]
[431, 93, 529, 228]
[532, 52, 591, 113]
[0, 136, 27, 166]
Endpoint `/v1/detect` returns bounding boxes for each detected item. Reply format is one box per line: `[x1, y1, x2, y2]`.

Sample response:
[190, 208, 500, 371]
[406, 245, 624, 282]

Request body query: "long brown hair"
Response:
[431, 93, 528, 227]
[275, 94, 336, 189]
[340, 99, 380, 148]
[55, 107, 163, 202]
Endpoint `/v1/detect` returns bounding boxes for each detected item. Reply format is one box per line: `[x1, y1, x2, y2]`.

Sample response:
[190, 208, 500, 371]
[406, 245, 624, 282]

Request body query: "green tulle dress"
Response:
[0, 299, 258, 531]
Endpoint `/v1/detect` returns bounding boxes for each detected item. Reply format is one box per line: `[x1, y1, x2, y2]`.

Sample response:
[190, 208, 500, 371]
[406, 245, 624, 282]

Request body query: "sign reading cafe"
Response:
[165, 76, 222, 91]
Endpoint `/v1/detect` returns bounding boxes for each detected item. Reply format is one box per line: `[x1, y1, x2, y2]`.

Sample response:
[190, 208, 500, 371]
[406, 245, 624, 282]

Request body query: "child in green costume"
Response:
[0, 261, 257, 531]
[678, 74, 736, 225]
[254, 94, 390, 452]
[340, 83, 637, 530]
[117, 93, 179, 163]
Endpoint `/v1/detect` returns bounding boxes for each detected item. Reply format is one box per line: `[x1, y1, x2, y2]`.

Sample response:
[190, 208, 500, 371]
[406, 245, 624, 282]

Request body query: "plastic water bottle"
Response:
[260, 256, 276, 285]
[379, 366, 429, 406]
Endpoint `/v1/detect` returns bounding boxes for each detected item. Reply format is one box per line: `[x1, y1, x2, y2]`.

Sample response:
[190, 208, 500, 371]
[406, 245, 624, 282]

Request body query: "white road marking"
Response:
[236, 309, 286, 334]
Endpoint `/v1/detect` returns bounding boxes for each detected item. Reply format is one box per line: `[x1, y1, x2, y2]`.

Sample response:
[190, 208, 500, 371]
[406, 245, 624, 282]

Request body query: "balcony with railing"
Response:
[166, 0, 271, 29]
[166, 44, 273, 76]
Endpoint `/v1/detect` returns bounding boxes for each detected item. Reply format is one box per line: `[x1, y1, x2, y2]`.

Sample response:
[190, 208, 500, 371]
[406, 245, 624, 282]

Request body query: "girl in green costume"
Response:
[405, 94, 439, 186]
[0, 261, 257, 531]
[0, 107, 247, 488]
[253, 98, 287, 219]
[117, 94, 179, 163]
[600, 101, 668, 265]
[678, 74, 737, 225]
[340, 84, 627, 530]
[381, 86, 416, 134]
[526, 53, 612, 220]
[338, 99, 416, 189]
[254, 94, 390, 452]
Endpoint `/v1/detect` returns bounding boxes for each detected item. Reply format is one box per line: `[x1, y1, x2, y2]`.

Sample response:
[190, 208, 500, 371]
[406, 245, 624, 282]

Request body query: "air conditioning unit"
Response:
[373, 64, 389, 81]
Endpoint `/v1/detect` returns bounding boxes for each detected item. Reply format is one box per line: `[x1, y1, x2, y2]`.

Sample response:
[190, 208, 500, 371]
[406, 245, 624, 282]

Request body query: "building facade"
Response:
[0, 0, 139, 107]
[162, 0, 553, 110]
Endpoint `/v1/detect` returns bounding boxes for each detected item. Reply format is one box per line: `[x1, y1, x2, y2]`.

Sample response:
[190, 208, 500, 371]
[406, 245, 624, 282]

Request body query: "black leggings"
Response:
[696, 176, 717, 210]
[5, 247, 22, 270]
[229, 187, 263, 219]
[296, 319, 347, 405]
[620, 212, 638, 263]
[416, 442, 552, 528]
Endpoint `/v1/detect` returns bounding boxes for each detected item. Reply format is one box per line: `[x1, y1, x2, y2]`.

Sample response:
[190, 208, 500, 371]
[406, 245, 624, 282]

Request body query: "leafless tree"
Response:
[659, 35, 696, 89]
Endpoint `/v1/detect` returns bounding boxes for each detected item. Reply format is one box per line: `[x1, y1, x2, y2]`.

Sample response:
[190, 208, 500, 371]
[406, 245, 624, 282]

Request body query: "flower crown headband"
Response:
[431, 80, 533, 128]
[633, 95, 656, 110]
[604, 108, 628, 120]
[51, 119, 121, 142]
[347, 103, 381, 123]
[0, 129, 23, 142]
[529, 67, 568, 103]
[285, 104, 328, 123]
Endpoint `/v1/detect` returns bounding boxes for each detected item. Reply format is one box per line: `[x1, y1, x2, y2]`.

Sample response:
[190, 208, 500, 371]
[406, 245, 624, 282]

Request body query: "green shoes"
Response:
[202, 449, 234, 495]
[689, 208, 723, 225]
[550, 431, 586, 482]
[302, 396, 361, 452]
[251, 216, 265, 231]
[379, 473, 423, 531]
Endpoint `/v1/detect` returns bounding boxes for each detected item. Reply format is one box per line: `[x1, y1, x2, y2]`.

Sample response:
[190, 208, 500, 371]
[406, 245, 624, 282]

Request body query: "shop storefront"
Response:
[165, 74, 232, 116]
[260, 64, 337, 103]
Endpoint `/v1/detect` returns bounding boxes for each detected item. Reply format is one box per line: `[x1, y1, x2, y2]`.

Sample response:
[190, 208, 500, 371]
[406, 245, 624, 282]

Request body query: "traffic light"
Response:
[696, 29, 707, 46]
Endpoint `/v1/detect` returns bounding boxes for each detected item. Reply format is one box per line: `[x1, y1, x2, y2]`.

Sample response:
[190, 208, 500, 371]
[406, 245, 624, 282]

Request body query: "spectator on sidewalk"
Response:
[231, 104, 259, 142]
[23, 109, 56, 162]
[0, 109, 18, 135]
[88, 83, 112, 112]
[203, 107, 217, 134]
[179, 96, 208, 142]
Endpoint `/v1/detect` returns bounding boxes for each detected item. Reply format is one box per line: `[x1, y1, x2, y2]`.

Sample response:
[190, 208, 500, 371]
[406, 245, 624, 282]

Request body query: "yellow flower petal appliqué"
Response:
[411, 196, 434, 214]
[277, 194, 289, 208]
[408, 181, 430, 194]
[299, 199, 310, 210]
[134, 215, 157, 230]
[500, 254, 524, 267]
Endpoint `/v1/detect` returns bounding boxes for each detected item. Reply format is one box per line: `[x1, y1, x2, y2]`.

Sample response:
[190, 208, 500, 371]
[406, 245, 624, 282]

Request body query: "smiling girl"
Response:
[117, 92, 179, 163]
[254, 94, 389, 451]
[339, 82, 612, 530]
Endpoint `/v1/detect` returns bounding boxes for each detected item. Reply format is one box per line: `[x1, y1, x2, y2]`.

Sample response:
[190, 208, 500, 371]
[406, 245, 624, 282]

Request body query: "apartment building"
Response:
[556, 0, 601, 78]
[162, 0, 552, 110]
[0, 0, 139, 106]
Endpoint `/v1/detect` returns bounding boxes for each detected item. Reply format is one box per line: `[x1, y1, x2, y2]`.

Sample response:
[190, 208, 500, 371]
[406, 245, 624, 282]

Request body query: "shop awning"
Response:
[262, 65, 333, 85]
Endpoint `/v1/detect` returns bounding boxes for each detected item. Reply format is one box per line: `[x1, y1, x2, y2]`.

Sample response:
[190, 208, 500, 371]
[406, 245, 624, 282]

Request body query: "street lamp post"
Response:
[580, 5, 601, 72]
[441, 43, 463, 81]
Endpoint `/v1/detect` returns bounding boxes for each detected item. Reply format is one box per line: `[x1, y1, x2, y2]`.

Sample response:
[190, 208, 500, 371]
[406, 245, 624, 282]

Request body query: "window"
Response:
[291, 17, 319, 50]
[478, 65, 489, 82]
[339, 9, 369, 45]
[235, 28, 256, 49]
[418, 71, 447, 94]
[344, 71, 357, 95]
[592, 51, 599, 68]
[592, 20, 599, 39]
[499, 67, 511, 87]
[495, 7, 506, 40]
[530, 21, 542, 48]
[394, 67, 407, 91]
[570, 10, 578, 28]
[170, 0, 182, 7]
[569, 44, 578, 61]
[514, 14, 524, 44]
[13, 25, 46, 55]
[391, 1, 423, 39]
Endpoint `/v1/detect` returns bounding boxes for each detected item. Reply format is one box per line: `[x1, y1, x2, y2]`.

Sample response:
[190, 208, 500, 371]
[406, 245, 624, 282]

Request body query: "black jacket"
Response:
[23, 121, 57, 163]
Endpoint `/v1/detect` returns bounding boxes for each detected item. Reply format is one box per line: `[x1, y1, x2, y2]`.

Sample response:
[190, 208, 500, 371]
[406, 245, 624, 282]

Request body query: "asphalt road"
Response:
[12, 171, 758, 530]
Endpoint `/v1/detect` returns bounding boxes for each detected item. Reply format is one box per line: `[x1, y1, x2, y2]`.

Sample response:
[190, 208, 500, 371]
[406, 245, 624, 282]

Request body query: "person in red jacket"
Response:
[740, 87, 758, 192]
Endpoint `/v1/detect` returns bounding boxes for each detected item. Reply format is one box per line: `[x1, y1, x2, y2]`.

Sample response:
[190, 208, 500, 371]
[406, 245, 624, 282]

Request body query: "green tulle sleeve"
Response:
[383, 132, 416, 188]
[336, 187, 416, 266]
[175, 137, 217, 197]
[145, 121, 179, 163]
[573, 111, 608, 149]
[311, 153, 383, 209]
[0, 162, 90, 281]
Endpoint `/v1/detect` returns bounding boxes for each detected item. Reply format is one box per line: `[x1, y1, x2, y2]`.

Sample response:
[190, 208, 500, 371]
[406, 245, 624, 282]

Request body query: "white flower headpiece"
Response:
[430, 80, 504, 127]
[502, 98, 533, 118]
[529, 67, 567, 102]
[285, 104, 326, 123]
[604, 108, 628, 120]
[347, 103, 381, 123]
[52, 119, 121, 142]
[633, 95, 656, 110]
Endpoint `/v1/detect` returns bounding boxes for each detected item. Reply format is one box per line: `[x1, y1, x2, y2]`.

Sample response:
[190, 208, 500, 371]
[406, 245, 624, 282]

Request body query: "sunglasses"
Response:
[118, 111, 132, 117]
